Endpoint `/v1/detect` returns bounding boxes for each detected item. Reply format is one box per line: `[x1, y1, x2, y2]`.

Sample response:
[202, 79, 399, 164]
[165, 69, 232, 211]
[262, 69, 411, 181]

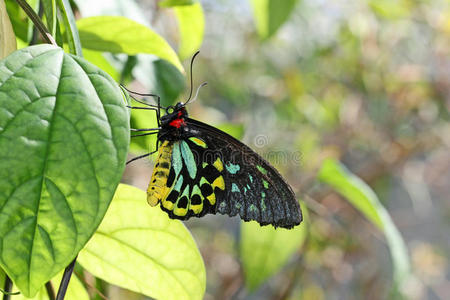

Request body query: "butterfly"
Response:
[125, 55, 302, 229]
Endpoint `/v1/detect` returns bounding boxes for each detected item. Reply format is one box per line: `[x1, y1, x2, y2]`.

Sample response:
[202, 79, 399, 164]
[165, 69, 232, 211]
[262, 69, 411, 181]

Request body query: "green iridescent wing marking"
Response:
[157, 118, 302, 229]
[159, 139, 225, 219]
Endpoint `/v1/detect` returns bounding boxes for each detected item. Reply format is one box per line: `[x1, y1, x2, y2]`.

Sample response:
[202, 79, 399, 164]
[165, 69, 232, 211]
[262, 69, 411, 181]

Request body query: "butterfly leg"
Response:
[131, 131, 159, 138]
[131, 128, 161, 132]
[126, 147, 159, 165]
[122, 86, 162, 127]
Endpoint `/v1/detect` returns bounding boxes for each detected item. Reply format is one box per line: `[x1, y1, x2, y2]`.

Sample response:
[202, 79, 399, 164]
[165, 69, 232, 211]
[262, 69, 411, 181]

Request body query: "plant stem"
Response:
[45, 281, 56, 300]
[55, 256, 77, 300]
[2, 275, 11, 300]
[30, 1, 45, 45]
[15, 0, 57, 45]
[0, 274, 20, 300]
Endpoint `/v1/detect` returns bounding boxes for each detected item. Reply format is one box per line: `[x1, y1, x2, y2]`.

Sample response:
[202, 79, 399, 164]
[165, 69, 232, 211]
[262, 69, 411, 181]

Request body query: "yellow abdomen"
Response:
[147, 141, 173, 206]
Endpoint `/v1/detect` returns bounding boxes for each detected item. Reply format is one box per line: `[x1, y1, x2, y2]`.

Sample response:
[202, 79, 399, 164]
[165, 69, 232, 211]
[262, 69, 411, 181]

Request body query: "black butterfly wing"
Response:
[159, 118, 302, 229]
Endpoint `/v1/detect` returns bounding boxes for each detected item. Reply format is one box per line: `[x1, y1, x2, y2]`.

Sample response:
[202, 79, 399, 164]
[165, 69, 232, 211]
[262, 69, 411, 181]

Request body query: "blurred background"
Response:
[75, 0, 450, 299]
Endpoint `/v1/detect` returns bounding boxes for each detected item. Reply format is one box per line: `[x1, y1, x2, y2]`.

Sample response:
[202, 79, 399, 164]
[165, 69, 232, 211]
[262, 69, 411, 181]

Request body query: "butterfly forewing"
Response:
[147, 117, 302, 229]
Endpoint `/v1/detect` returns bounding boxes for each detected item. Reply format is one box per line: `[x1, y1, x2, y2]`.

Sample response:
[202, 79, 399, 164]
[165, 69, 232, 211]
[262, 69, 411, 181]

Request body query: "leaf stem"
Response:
[1, 275, 19, 300]
[45, 281, 56, 300]
[55, 256, 77, 300]
[15, 0, 57, 45]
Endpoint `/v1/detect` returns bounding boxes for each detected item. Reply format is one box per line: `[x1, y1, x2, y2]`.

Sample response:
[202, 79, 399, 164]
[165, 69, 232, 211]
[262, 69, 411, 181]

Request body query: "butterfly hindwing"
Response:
[147, 118, 302, 229]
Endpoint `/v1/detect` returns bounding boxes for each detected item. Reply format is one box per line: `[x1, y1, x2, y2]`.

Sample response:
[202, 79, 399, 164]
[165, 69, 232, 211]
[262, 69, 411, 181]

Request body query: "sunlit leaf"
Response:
[250, 0, 299, 40]
[216, 123, 244, 140]
[13, 273, 89, 300]
[173, 2, 204, 60]
[0, 0, 17, 58]
[82, 48, 120, 82]
[0, 45, 129, 297]
[78, 184, 206, 300]
[241, 202, 308, 291]
[159, 0, 194, 7]
[369, 0, 411, 19]
[77, 16, 184, 71]
[318, 159, 410, 292]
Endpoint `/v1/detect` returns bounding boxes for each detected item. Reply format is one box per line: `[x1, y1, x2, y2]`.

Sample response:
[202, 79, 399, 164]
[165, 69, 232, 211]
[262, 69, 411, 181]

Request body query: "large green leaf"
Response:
[318, 159, 410, 293]
[76, 16, 184, 72]
[78, 184, 206, 300]
[241, 203, 308, 291]
[173, 2, 204, 60]
[0, 45, 129, 297]
[0, 0, 17, 58]
[250, 0, 299, 40]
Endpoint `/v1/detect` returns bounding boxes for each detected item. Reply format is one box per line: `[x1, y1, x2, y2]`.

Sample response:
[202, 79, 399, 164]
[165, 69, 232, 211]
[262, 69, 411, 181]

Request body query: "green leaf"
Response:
[159, 0, 194, 7]
[57, 0, 83, 56]
[0, 0, 17, 59]
[318, 159, 411, 292]
[173, 2, 204, 60]
[4, 0, 29, 42]
[143, 58, 186, 107]
[216, 123, 244, 140]
[250, 0, 299, 40]
[240, 202, 308, 291]
[78, 184, 206, 300]
[41, 0, 57, 37]
[369, 0, 410, 19]
[76, 16, 184, 72]
[0, 45, 129, 297]
[82, 48, 120, 82]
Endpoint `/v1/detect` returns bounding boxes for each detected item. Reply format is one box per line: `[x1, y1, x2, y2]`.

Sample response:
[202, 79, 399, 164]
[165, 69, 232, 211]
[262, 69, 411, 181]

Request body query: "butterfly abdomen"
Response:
[147, 140, 173, 206]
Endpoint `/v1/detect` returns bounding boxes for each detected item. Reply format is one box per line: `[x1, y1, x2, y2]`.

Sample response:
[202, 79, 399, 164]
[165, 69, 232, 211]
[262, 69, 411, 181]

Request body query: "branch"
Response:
[1, 275, 19, 300]
[45, 281, 56, 300]
[56, 256, 77, 300]
[15, 0, 57, 45]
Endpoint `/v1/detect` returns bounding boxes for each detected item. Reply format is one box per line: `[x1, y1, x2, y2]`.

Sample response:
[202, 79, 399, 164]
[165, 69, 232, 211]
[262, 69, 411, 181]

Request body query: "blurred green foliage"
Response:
[1, 0, 449, 299]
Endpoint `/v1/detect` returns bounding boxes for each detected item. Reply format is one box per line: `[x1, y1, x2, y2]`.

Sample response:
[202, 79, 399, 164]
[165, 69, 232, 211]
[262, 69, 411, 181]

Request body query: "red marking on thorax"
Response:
[169, 118, 186, 128]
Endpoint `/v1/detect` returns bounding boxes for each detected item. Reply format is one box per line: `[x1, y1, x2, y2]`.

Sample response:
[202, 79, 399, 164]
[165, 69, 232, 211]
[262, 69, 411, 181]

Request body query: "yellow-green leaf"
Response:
[77, 16, 183, 72]
[174, 2, 204, 60]
[13, 272, 88, 300]
[159, 0, 194, 7]
[241, 202, 308, 291]
[78, 184, 206, 300]
[318, 159, 411, 293]
[250, 0, 299, 40]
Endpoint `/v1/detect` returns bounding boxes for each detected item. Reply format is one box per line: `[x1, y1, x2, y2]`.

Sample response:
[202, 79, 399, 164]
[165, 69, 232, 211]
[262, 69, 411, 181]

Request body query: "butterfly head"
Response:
[160, 102, 189, 129]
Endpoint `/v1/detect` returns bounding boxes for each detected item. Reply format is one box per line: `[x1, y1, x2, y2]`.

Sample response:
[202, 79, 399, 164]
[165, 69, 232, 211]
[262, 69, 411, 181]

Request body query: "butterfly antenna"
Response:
[185, 51, 200, 105]
[186, 82, 207, 105]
